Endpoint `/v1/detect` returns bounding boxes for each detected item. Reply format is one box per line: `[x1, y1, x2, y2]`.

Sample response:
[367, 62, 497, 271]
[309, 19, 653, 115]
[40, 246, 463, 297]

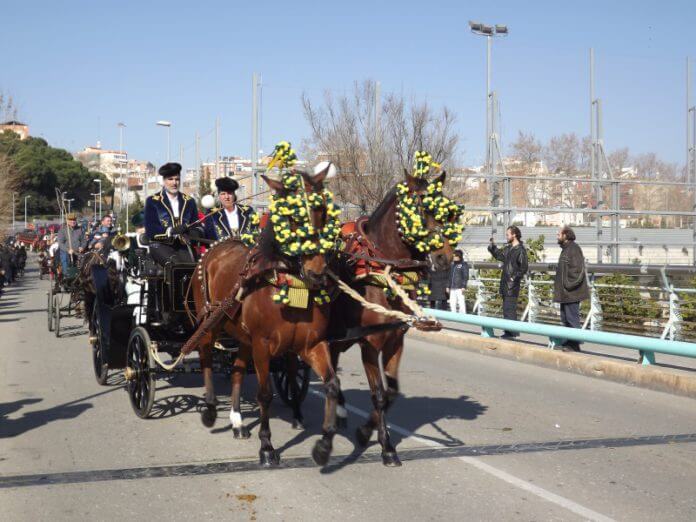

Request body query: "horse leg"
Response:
[303, 341, 339, 467]
[230, 355, 250, 439]
[356, 341, 401, 467]
[254, 344, 279, 467]
[331, 347, 348, 429]
[199, 334, 217, 428]
[285, 354, 305, 430]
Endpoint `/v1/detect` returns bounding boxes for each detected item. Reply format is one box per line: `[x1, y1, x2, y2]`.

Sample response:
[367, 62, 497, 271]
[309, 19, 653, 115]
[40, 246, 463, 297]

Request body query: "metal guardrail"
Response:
[423, 308, 696, 366]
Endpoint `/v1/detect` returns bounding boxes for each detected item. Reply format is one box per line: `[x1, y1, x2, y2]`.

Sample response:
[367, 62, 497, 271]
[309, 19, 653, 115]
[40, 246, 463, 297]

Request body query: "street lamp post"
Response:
[156, 120, 172, 162]
[90, 193, 99, 220]
[65, 198, 75, 214]
[12, 192, 16, 232]
[24, 195, 31, 229]
[469, 20, 508, 233]
[118, 122, 127, 217]
[93, 179, 103, 220]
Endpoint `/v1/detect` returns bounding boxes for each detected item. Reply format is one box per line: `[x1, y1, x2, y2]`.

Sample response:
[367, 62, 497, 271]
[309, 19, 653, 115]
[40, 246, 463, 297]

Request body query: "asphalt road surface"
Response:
[1, 263, 696, 521]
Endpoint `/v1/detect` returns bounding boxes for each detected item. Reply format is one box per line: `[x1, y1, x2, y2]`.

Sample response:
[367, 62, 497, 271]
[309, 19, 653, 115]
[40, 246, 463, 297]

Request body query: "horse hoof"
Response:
[382, 451, 402, 467]
[233, 426, 251, 439]
[259, 449, 280, 467]
[312, 439, 332, 466]
[355, 425, 373, 447]
[291, 418, 305, 431]
[336, 416, 348, 430]
[201, 406, 217, 428]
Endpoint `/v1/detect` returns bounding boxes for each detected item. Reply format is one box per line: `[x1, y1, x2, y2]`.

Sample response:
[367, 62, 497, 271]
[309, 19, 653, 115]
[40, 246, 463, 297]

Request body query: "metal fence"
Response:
[456, 262, 696, 348]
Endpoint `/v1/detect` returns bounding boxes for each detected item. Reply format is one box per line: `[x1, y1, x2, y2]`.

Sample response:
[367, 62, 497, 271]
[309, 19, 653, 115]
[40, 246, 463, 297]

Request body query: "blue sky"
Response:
[2, 0, 695, 171]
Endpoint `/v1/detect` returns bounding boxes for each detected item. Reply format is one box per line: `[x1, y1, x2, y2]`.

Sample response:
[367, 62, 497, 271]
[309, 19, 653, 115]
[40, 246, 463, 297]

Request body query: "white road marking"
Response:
[311, 390, 614, 522]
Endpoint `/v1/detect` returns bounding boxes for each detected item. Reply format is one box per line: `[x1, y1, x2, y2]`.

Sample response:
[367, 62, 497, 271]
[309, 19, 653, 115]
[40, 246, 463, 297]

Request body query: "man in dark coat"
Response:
[446, 249, 469, 313]
[553, 225, 589, 352]
[488, 225, 529, 339]
[205, 177, 258, 241]
[144, 162, 201, 266]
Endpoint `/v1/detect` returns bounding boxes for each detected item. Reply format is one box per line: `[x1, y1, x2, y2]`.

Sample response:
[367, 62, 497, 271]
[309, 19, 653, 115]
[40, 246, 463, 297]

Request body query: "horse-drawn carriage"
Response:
[47, 261, 82, 337]
[89, 232, 310, 420]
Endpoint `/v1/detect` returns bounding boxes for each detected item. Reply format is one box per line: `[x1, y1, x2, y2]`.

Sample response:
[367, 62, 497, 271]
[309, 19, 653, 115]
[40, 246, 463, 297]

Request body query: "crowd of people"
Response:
[0, 239, 27, 293]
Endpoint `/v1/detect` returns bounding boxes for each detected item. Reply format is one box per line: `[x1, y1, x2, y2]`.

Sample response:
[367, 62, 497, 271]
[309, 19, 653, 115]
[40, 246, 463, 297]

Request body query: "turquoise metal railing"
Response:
[423, 308, 696, 365]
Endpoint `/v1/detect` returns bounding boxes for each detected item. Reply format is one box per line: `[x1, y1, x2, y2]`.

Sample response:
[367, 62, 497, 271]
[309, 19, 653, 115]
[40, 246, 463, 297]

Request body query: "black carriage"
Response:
[90, 235, 310, 419]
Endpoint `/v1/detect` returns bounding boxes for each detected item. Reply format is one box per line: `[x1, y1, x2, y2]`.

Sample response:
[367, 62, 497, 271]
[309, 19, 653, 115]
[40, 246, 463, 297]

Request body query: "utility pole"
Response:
[687, 57, 696, 264]
[215, 116, 220, 178]
[251, 72, 260, 205]
[590, 49, 617, 263]
[195, 131, 201, 196]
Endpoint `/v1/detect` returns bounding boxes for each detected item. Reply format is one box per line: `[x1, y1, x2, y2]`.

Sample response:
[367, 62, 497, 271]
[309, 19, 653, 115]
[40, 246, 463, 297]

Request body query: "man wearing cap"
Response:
[57, 213, 86, 271]
[144, 162, 201, 266]
[205, 177, 258, 241]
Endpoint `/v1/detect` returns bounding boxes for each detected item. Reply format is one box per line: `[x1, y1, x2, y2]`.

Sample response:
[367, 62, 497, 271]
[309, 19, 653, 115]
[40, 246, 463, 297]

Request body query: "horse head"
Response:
[399, 168, 463, 271]
[262, 163, 340, 290]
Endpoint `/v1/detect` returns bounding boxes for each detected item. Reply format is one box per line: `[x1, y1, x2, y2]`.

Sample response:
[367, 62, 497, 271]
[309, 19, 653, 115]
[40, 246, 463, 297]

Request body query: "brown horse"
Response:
[290, 169, 459, 466]
[191, 166, 341, 467]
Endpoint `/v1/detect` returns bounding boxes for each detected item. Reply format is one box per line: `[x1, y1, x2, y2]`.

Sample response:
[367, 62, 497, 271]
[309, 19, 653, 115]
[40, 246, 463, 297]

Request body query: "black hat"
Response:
[215, 177, 239, 193]
[159, 162, 182, 178]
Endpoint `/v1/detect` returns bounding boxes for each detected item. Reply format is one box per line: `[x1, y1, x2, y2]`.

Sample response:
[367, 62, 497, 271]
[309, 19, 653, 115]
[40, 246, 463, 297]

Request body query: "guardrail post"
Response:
[582, 274, 603, 331]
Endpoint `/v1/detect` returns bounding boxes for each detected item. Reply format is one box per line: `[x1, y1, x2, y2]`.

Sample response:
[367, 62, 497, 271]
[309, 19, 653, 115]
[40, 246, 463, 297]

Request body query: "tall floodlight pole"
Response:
[157, 120, 172, 162]
[470, 21, 508, 235]
[24, 195, 31, 228]
[93, 179, 102, 220]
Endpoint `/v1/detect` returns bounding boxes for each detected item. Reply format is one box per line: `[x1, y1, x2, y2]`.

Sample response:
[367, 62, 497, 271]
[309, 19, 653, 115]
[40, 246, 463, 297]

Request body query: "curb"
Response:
[407, 329, 696, 399]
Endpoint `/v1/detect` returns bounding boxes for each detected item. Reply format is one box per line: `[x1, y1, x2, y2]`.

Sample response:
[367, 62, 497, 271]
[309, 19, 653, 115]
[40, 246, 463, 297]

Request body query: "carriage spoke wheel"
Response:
[47, 290, 54, 332]
[53, 295, 61, 338]
[91, 307, 108, 386]
[273, 356, 310, 407]
[126, 327, 155, 418]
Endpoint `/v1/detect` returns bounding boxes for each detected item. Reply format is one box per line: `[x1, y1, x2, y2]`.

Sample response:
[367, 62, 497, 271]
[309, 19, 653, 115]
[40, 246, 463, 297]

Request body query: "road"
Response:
[1, 261, 696, 521]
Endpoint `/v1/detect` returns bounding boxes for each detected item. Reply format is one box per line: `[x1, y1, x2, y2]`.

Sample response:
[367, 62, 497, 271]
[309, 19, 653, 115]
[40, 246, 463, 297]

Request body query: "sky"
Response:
[2, 0, 695, 172]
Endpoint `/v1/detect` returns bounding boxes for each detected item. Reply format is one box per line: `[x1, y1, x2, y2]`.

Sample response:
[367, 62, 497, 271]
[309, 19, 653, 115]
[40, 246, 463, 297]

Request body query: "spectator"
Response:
[488, 226, 529, 340]
[553, 225, 589, 352]
[428, 265, 450, 310]
[446, 249, 469, 313]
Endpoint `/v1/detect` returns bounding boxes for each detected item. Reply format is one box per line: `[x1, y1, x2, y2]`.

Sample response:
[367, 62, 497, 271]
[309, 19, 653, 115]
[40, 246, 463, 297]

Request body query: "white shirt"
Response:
[224, 207, 239, 233]
[166, 192, 180, 218]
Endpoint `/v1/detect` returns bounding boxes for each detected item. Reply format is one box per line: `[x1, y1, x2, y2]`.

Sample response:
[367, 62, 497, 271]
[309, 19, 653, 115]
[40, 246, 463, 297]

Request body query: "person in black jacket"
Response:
[446, 249, 469, 313]
[553, 226, 589, 352]
[488, 226, 529, 339]
[428, 266, 450, 310]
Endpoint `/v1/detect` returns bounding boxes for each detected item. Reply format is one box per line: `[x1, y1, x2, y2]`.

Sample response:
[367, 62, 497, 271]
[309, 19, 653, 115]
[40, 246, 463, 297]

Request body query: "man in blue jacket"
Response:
[205, 177, 258, 241]
[144, 162, 200, 266]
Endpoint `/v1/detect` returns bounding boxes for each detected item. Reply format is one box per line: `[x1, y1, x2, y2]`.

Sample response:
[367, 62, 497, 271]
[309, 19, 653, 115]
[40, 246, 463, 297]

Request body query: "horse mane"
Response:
[367, 186, 397, 231]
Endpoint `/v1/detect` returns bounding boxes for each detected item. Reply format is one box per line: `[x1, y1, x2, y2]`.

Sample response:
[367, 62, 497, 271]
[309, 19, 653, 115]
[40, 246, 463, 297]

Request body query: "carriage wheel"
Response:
[272, 355, 310, 407]
[47, 290, 54, 332]
[91, 307, 108, 386]
[53, 295, 61, 338]
[126, 327, 155, 418]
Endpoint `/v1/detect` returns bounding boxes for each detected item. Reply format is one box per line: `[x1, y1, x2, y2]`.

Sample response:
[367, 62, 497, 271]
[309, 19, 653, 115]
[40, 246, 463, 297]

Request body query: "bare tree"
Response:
[543, 133, 580, 175]
[302, 80, 459, 212]
[510, 131, 542, 165]
[608, 147, 630, 176]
